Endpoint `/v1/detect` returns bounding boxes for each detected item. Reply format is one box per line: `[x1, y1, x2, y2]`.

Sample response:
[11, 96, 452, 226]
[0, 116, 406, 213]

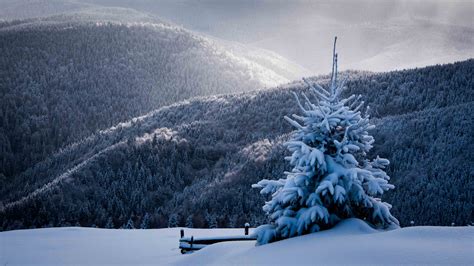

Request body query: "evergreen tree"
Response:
[168, 214, 179, 228]
[140, 213, 150, 229]
[228, 215, 237, 228]
[105, 217, 114, 229]
[185, 215, 194, 228]
[252, 37, 399, 245]
[205, 213, 218, 229]
[124, 218, 135, 229]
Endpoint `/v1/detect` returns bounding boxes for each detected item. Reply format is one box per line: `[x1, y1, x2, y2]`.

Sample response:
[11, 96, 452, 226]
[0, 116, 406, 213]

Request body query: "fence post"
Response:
[180, 229, 184, 238]
[244, 222, 250, 235]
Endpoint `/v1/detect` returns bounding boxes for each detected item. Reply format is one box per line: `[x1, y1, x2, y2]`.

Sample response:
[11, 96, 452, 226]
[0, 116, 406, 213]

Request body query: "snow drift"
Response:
[180, 219, 474, 265]
[1, 219, 472, 265]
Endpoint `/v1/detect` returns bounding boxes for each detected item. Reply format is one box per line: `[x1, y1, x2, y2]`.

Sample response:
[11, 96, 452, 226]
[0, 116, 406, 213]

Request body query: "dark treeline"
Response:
[1, 60, 472, 230]
[0, 14, 266, 180]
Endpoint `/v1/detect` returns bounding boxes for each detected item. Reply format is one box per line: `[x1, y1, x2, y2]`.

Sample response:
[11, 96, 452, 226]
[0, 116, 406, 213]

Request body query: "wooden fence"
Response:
[179, 223, 256, 254]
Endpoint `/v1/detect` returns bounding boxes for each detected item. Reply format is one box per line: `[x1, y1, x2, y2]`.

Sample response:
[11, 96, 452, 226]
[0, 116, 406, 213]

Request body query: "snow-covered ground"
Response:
[1, 219, 473, 265]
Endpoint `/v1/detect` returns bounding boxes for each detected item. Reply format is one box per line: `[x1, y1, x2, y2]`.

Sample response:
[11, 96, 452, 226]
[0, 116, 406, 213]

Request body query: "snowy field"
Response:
[1, 219, 473, 265]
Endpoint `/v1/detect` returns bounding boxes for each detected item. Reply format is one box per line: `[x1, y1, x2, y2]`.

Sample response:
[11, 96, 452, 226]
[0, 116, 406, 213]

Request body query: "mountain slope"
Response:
[1, 60, 472, 231]
[0, 7, 300, 179]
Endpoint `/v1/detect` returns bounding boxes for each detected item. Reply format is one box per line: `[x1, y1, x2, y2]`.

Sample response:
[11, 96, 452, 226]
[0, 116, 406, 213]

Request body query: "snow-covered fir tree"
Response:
[185, 215, 194, 228]
[168, 214, 179, 228]
[124, 218, 135, 229]
[205, 213, 218, 229]
[252, 37, 399, 245]
[228, 215, 238, 228]
[105, 217, 114, 229]
[140, 213, 150, 229]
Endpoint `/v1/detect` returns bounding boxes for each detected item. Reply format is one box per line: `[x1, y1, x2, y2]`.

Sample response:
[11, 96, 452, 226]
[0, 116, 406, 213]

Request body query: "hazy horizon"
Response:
[81, 0, 474, 74]
[1, 0, 473, 74]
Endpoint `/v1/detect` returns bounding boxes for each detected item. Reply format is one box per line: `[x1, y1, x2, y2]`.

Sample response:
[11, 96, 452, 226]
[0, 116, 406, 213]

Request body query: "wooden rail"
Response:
[179, 223, 256, 254]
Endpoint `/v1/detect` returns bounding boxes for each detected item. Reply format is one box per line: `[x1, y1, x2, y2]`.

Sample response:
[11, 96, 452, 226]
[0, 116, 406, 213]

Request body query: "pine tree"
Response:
[185, 215, 194, 228]
[252, 37, 399, 245]
[228, 215, 237, 228]
[105, 217, 114, 229]
[124, 217, 135, 229]
[168, 214, 179, 228]
[205, 213, 218, 229]
[140, 213, 150, 229]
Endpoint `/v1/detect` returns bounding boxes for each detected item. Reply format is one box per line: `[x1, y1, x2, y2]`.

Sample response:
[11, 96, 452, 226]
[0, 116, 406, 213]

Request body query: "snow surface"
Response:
[1, 219, 472, 265]
[0, 226, 249, 265]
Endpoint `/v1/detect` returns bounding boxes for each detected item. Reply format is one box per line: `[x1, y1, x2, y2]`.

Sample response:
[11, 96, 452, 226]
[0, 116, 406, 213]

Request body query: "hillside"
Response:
[1, 60, 472, 231]
[0, 7, 301, 179]
[1, 219, 472, 265]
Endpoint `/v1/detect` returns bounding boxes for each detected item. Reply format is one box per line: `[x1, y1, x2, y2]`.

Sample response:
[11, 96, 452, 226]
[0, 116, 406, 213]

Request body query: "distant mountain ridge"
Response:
[0, 7, 304, 179]
[1, 60, 472, 230]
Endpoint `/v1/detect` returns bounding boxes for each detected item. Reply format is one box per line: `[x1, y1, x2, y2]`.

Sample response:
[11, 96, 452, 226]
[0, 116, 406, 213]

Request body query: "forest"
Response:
[0, 11, 286, 180]
[1, 59, 472, 231]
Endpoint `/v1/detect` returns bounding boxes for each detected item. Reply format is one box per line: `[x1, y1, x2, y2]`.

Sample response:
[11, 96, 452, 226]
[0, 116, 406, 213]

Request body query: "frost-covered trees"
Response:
[185, 215, 194, 228]
[105, 217, 114, 229]
[124, 218, 135, 229]
[1, 58, 471, 231]
[252, 38, 399, 244]
[205, 213, 218, 229]
[168, 214, 179, 228]
[140, 213, 150, 229]
[0, 13, 271, 180]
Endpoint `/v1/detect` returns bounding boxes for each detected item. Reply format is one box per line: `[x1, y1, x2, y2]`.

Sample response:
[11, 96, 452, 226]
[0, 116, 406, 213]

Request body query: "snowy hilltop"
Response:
[1, 219, 473, 265]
